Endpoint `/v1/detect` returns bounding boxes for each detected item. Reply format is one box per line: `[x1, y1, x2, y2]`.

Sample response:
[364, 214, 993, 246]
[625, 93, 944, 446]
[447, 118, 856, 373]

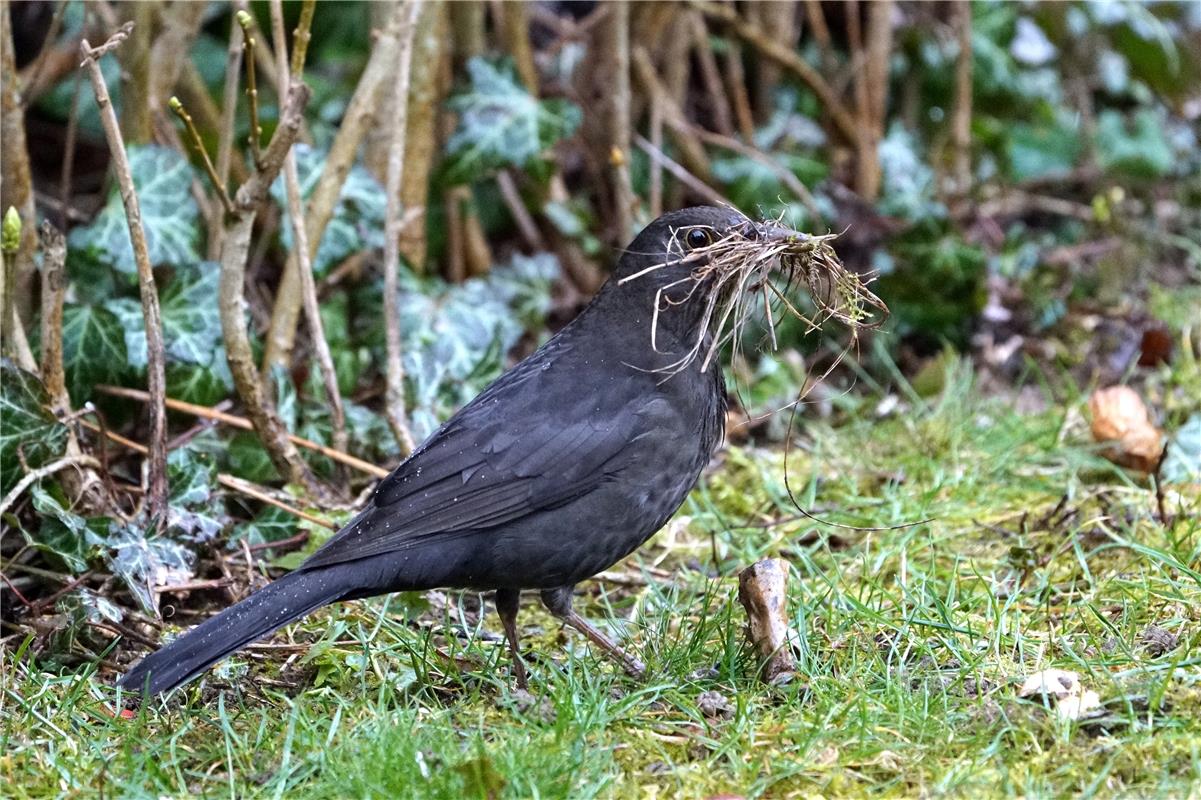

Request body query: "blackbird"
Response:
[121, 206, 759, 697]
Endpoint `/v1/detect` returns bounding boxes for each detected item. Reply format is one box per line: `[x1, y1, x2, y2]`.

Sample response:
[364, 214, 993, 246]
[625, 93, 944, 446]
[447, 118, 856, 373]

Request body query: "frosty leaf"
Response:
[444, 58, 582, 184]
[1162, 413, 1201, 485]
[165, 447, 229, 542]
[105, 521, 196, 615]
[60, 304, 130, 403]
[272, 144, 387, 275]
[106, 262, 225, 370]
[395, 253, 559, 439]
[29, 485, 110, 573]
[0, 360, 69, 494]
[68, 145, 201, 273]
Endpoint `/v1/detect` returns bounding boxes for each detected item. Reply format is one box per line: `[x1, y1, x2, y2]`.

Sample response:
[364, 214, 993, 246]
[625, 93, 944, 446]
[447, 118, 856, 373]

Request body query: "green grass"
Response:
[3, 364, 1199, 798]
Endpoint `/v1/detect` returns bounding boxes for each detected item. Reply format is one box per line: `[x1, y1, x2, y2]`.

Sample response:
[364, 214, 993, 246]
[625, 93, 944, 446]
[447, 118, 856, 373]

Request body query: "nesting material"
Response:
[620, 213, 888, 377]
[737, 558, 798, 683]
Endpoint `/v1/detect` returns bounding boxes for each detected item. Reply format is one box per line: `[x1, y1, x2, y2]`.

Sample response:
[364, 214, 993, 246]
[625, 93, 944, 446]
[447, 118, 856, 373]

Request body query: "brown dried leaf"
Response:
[1088, 386, 1165, 472]
[737, 558, 797, 683]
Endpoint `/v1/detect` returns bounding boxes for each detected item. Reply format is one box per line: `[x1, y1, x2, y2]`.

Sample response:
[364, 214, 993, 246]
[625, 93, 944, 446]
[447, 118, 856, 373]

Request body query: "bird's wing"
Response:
[299, 353, 650, 570]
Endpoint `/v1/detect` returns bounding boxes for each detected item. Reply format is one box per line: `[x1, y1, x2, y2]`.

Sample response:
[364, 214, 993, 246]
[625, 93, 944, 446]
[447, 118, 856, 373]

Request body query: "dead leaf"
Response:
[1088, 386, 1165, 472]
[1018, 668, 1102, 720]
[737, 558, 798, 683]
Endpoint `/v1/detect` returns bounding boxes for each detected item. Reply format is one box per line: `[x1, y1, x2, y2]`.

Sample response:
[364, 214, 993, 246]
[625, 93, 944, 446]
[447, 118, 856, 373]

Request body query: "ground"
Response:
[3, 361, 1198, 799]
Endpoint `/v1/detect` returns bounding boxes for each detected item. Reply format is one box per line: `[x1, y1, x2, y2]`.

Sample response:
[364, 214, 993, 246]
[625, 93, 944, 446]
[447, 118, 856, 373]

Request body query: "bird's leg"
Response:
[540, 586, 646, 679]
[495, 588, 528, 690]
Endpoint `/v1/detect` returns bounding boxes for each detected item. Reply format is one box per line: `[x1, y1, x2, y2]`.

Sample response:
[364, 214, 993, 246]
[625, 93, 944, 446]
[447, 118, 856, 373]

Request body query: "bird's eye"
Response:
[685, 228, 714, 250]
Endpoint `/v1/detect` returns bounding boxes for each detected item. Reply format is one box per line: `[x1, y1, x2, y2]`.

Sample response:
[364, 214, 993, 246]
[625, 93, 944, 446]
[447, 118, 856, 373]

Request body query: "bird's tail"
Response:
[118, 567, 347, 698]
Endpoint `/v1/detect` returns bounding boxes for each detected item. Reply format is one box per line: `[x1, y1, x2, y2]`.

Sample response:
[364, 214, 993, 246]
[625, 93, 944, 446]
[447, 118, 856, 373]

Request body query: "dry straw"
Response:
[619, 213, 888, 378]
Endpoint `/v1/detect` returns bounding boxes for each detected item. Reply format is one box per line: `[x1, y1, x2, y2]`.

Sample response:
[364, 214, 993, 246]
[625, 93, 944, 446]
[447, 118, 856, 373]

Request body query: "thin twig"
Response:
[218, 473, 338, 531]
[691, 125, 824, 222]
[57, 71, 82, 229]
[269, 0, 347, 487]
[0, 455, 101, 516]
[80, 25, 169, 525]
[210, 11, 244, 260]
[235, 10, 263, 168]
[18, 0, 69, 106]
[37, 222, 69, 412]
[219, 78, 322, 494]
[168, 96, 234, 215]
[382, 0, 422, 455]
[691, 0, 857, 146]
[633, 133, 729, 207]
[496, 170, 547, 251]
[262, 0, 411, 370]
[95, 384, 389, 479]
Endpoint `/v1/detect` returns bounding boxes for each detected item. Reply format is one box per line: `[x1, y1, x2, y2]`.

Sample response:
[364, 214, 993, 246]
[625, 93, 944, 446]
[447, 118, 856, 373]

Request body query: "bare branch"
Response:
[236, 10, 263, 168]
[219, 80, 322, 494]
[263, 1, 411, 370]
[37, 222, 69, 412]
[692, 0, 857, 146]
[633, 133, 729, 207]
[96, 384, 388, 479]
[0, 455, 102, 517]
[382, 0, 423, 455]
[268, 0, 348, 484]
[80, 27, 169, 525]
[168, 97, 234, 215]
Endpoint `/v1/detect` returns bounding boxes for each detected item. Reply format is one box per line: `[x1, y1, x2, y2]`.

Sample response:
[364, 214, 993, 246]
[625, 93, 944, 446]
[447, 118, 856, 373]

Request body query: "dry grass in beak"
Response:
[620, 216, 889, 377]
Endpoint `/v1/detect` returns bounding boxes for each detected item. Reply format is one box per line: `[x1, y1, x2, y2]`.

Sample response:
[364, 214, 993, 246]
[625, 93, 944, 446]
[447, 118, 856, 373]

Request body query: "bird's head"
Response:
[606, 206, 887, 375]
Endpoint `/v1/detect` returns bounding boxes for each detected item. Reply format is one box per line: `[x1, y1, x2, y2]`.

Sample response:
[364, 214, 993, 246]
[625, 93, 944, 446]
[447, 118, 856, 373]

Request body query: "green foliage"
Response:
[1095, 109, 1173, 179]
[28, 485, 110, 573]
[165, 447, 229, 542]
[105, 262, 233, 405]
[68, 146, 201, 274]
[879, 224, 987, 348]
[60, 304, 129, 403]
[272, 145, 387, 275]
[0, 361, 69, 494]
[391, 253, 559, 438]
[1005, 117, 1081, 182]
[443, 58, 582, 184]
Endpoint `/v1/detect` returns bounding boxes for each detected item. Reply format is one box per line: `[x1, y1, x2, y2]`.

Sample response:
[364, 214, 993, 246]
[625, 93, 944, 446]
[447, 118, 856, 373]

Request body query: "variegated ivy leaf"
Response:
[60, 303, 130, 402]
[104, 262, 233, 404]
[444, 58, 582, 184]
[271, 144, 387, 275]
[68, 145, 202, 273]
[0, 360, 70, 494]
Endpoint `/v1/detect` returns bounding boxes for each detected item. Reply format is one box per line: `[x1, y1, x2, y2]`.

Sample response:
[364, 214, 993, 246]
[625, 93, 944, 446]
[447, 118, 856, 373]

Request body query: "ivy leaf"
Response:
[68, 145, 202, 273]
[272, 145, 387, 275]
[166, 447, 229, 542]
[29, 485, 110, 573]
[235, 505, 298, 548]
[105, 521, 196, 614]
[1095, 109, 1172, 179]
[60, 304, 130, 404]
[393, 253, 559, 438]
[444, 58, 582, 184]
[0, 360, 69, 494]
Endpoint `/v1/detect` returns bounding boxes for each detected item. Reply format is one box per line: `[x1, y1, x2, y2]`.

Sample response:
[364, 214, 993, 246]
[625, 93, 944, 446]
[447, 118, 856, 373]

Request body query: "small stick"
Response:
[0, 454, 101, 516]
[217, 473, 338, 531]
[210, 11, 244, 260]
[235, 10, 263, 168]
[95, 384, 390, 479]
[382, 0, 423, 456]
[269, 0, 348, 487]
[633, 133, 729, 207]
[496, 170, 546, 251]
[168, 96, 234, 215]
[37, 222, 69, 412]
[80, 24, 169, 525]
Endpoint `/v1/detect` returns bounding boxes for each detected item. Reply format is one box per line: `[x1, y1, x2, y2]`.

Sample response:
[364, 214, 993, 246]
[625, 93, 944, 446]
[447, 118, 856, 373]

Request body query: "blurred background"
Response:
[1, 0, 1199, 677]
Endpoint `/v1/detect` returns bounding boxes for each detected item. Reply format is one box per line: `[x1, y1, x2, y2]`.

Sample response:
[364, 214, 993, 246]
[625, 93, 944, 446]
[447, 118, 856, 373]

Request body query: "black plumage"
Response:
[120, 206, 747, 697]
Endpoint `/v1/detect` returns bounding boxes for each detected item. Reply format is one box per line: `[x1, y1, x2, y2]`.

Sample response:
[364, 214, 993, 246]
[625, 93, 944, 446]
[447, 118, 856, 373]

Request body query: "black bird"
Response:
[121, 206, 757, 697]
